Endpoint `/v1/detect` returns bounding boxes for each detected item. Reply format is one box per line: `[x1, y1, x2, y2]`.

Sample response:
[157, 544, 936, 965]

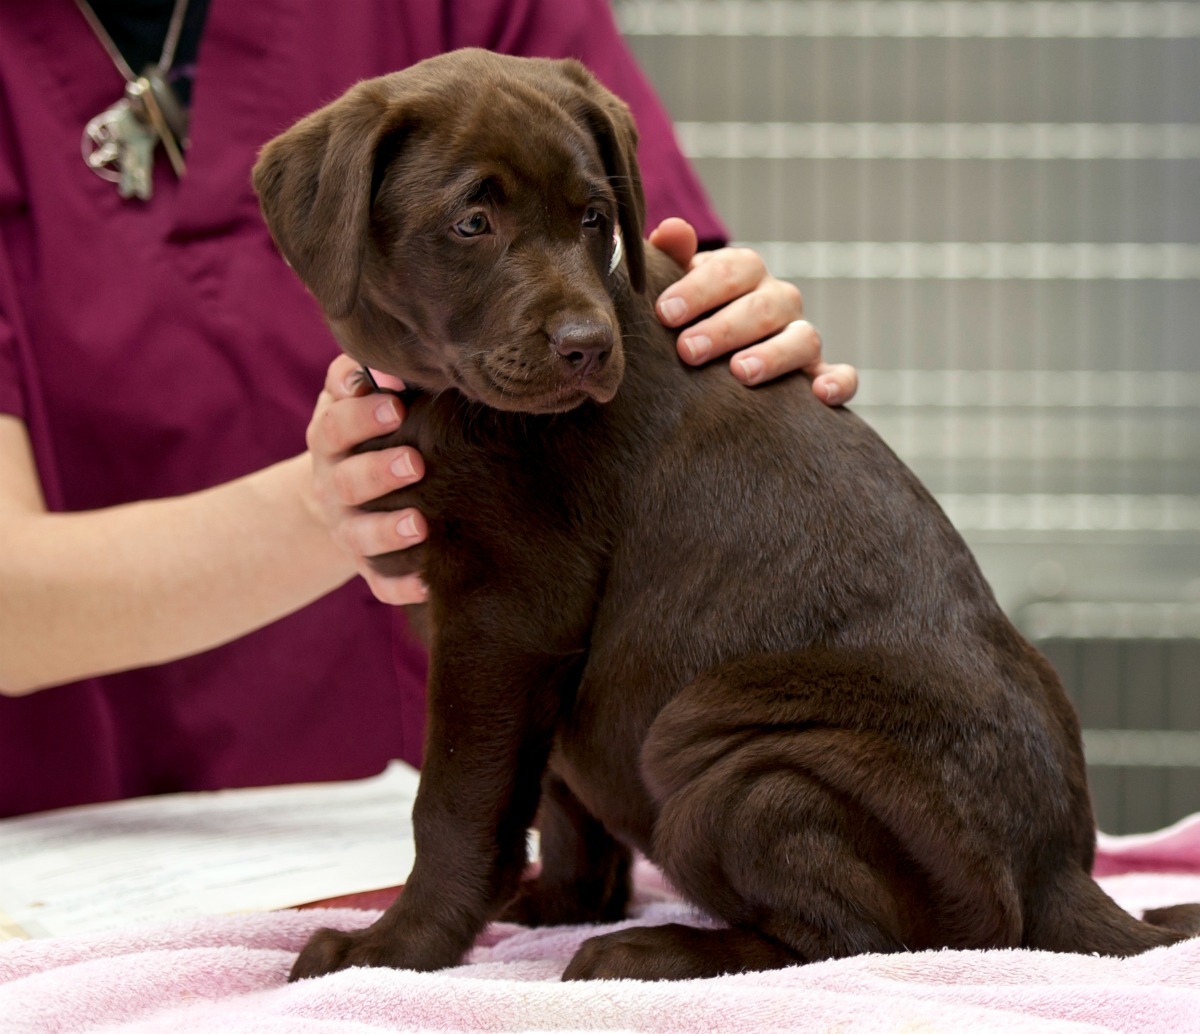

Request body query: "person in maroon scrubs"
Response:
[0, 0, 854, 815]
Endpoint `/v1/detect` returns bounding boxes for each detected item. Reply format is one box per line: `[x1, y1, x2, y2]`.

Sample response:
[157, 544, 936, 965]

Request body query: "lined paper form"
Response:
[0, 761, 419, 939]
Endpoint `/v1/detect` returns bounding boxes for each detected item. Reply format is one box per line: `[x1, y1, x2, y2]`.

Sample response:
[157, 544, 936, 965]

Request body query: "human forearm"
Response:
[0, 453, 354, 695]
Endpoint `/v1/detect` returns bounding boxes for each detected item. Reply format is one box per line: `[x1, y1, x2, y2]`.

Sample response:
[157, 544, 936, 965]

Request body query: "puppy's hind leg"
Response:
[500, 772, 632, 927]
[587, 656, 1025, 981]
[564, 757, 909, 981]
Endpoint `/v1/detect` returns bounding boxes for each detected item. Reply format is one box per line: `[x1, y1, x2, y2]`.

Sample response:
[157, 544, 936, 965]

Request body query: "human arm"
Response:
[0, 381, 424, 695]
[0, 412, 346, 695]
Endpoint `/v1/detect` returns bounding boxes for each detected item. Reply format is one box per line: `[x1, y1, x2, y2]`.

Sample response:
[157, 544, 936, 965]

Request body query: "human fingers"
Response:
[363, 571, 430, 606]
[304, 379, 413, 547]
[810, 363, 859, 405]
[647, 216, 699, 269]
[727, 319, 858, 405]
[336, 508, 430, 604]
[726, 318, 821, 386]
[673, 265, 804, 366]
[656, 246, 769, 331]
[329, 445, 425, 508]
[325, 353, 373, 400]
[333, 507, 428, 563]
[306, 391, 404, 461]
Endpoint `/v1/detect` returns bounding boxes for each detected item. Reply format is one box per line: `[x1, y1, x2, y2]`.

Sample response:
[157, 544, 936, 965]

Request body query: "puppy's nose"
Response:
[550, 323, 613, 378]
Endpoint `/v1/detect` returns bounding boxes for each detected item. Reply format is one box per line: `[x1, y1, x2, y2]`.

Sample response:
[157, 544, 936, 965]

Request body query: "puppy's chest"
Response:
[398, 398, 625, 565]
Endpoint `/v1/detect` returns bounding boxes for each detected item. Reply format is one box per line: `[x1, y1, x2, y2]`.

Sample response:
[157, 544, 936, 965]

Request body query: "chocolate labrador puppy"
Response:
[255, 49, 1196, 982]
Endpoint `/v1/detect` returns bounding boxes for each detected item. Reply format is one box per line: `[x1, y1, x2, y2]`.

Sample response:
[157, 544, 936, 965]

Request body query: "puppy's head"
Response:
[254, 48, 647, 414]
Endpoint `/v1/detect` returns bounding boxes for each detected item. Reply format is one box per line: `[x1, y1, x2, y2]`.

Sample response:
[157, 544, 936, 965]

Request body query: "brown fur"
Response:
[254, 48, 1196, 982]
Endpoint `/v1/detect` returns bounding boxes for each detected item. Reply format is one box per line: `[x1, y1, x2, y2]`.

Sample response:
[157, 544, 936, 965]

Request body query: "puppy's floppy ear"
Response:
[253, 79, 409, 319]
[558, 61, 647, 293]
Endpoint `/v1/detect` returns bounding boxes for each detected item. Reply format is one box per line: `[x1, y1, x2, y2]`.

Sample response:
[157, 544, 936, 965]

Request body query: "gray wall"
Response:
[616, 0, 1200, 833]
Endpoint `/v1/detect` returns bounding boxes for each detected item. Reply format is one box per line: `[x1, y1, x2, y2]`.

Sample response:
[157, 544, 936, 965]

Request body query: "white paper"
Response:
[0, 760, 420, 939]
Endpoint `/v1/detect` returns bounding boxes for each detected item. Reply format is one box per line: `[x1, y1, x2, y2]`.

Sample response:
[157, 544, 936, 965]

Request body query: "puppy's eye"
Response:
[453, 212, 491, 238]
[582, 207, 604, 230]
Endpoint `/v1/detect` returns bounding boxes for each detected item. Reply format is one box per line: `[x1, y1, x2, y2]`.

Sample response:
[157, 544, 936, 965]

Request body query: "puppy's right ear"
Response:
[253, 80, 408, 320]
[554, 60, 647, 294]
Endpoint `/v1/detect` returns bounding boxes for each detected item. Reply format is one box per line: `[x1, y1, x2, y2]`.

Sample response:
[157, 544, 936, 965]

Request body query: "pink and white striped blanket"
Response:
[4, 815, 1200, 1034]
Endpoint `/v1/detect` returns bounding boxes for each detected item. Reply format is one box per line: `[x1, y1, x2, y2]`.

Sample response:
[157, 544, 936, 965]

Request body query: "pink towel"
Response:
[3, 828, 1200, 1034]
[1095, 810, 1200, 877]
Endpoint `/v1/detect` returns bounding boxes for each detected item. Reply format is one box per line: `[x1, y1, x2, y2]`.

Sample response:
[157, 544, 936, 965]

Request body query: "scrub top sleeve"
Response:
[0, 244, 27, 421]
[0, 123, 23, 418]
[450, 0, 729, 247]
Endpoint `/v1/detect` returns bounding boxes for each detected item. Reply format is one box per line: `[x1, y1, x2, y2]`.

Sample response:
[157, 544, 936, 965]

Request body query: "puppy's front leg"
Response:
[289, 638, 564, 980]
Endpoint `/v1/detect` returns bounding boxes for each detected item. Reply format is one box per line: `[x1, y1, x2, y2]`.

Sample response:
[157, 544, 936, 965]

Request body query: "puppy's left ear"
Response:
[559, 62, 647, 293]
[253, 78, 409, 320]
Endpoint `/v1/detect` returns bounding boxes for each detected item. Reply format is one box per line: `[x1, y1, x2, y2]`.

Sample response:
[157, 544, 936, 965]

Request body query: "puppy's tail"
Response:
[1144, 902, 1200, 936]
[1025, 868, 1200, 955]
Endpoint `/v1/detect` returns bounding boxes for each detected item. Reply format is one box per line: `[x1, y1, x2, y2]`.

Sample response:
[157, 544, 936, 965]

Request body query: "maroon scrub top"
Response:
[0, 0, 725, 816]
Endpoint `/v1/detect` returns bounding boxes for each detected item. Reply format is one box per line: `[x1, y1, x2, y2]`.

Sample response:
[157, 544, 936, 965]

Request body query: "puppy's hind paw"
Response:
[562, 924, 800, 982]
[562, 925, 725, 982]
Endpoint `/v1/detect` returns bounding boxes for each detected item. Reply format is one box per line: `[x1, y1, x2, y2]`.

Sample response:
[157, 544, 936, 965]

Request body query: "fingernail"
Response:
[822, 382, 840, 404]
[681, 334, 712, 364]
[735, 356, 765, 383]
[398, 513, 418, 538]
[659, 296, 687, 326]
[375, 400, 400, 426]
[390, 451, 415, 479]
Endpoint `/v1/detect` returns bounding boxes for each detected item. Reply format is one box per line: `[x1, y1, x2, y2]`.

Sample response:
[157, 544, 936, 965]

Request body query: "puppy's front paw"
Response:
[288, 923, 459, 981]
[289, 926, 368, 981]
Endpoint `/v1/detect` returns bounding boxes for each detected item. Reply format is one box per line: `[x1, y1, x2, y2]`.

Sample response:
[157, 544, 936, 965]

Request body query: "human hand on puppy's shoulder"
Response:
[649, 217, 857, 403]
